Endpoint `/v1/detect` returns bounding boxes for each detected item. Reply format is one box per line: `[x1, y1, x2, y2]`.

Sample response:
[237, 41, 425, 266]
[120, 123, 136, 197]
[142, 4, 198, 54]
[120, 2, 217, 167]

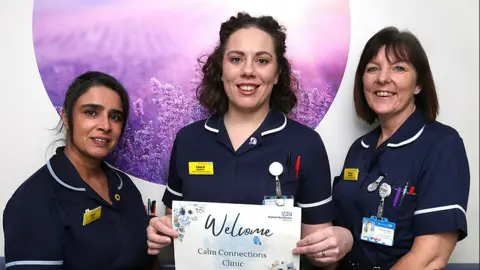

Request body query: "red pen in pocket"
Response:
[295, 156, 301, 179]
[408, 186, 415, 194]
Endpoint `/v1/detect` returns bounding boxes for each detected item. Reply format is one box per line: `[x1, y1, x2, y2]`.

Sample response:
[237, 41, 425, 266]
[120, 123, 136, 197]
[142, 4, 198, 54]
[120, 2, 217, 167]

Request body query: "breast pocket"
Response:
[263, 168, 297, 197]
[386, 188, 417, 244]
[387, 184, 417, 223]
[280, 172, 298, 196]
[64, 207, 121, 269]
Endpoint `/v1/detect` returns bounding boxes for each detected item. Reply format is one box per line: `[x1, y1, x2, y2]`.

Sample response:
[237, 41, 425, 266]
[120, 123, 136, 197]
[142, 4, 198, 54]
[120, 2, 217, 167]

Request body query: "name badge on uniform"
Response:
[188, 162, 214, 175]
[83, 206, 102, 226]
[360, 216, 396, 246]
[343, 168, 359, 180]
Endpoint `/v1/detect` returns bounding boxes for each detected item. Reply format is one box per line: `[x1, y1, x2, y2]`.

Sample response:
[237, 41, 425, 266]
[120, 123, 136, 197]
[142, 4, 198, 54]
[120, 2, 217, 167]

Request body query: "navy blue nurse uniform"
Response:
[162, 109, 333, 225]
[3, 147, 154, 269]
[333, 109, 470, 268]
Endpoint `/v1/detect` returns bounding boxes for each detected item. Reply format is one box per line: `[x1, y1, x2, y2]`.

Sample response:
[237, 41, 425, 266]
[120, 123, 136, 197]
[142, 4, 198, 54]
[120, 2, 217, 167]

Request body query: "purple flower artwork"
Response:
[33, 0, 351, 185]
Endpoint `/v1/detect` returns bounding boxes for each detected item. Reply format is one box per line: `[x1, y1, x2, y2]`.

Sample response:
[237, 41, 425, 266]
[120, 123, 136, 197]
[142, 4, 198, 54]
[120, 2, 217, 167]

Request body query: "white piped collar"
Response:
[47, 156, 123, 192]
[204, 110, 287, 137]
[204, 115, 219, 133]
[361, 125, 425, 148]
[261, 113, 287, 136]
[360, 109, 427, 149]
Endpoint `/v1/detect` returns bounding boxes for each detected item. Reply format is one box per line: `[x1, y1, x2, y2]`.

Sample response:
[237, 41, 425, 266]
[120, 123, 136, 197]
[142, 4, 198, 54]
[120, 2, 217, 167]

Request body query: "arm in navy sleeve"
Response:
[3, 186, 64, 269]
[413, 133, 470, 240]
[161, 136, 183, 209]
[297, 132, 333, 225]
[294, 133, 353, 267]
[391, 133, 469, 270]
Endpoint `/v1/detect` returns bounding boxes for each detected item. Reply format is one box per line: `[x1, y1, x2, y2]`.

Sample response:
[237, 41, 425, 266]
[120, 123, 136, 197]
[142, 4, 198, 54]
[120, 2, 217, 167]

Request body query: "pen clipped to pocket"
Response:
[286, 151, 301, 180]
[392, 184, 416, 207]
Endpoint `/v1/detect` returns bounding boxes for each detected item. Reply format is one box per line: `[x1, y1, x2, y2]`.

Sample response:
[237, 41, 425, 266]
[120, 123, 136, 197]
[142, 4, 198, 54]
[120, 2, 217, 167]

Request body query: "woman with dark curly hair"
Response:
[147, 12, 353, 268]
[195, 13, 298, 117]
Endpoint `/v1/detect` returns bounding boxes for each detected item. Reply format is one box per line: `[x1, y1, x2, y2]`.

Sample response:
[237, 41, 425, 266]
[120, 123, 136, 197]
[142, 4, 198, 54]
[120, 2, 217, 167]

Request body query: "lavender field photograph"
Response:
[33, 0, 351, 185]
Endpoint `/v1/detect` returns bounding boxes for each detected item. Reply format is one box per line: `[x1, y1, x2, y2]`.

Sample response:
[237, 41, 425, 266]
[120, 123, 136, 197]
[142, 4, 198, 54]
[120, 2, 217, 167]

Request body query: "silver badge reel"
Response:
[269, 161, 285, 206]
[377, 182, 391, 218]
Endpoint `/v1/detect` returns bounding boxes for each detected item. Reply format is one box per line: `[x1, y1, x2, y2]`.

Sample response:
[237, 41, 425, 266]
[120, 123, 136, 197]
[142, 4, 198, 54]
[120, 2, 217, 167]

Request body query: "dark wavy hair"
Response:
[196, 12, 298, 115]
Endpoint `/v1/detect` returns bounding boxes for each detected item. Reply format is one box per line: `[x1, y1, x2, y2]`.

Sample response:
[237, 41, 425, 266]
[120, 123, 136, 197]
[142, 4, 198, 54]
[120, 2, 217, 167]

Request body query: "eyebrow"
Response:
[80, 103, 123, 114]
[368, 60, 408, 65]
[226, 50, 273, 58]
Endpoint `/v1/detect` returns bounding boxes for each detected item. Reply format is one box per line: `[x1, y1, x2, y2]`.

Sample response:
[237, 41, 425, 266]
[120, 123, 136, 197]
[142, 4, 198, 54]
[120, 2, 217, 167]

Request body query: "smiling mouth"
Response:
[91, 137, 111, 145]
[375, 91, 395, 97]
[237, 85, 259, 92]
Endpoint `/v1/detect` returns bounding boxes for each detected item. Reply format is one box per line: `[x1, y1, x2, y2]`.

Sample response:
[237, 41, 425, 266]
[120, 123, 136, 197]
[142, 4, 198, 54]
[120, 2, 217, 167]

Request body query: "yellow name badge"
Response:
[344, 168, 359, 181]
[188, 162, 214, 175]
[82, 206, 102, 226]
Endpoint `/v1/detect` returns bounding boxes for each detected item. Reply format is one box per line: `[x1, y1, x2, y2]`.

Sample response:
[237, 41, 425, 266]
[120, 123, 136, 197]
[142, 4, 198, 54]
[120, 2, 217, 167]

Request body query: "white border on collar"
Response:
[204, 115, 219, 133]
[361, 125, 425, 149]
[204, 113, 287, 136]
[48, 160, 124, 192]
[105, 162, 124, 190]
[261, 113, 287, 136]
[47, 160, 86, 192]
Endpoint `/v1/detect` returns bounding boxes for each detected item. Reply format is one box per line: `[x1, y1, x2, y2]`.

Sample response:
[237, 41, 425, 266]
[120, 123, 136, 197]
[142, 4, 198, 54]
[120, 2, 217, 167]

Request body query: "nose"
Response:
[377, 68, 391, 84]
[241, 59, 254, 77]
[98, 114, 111, 132]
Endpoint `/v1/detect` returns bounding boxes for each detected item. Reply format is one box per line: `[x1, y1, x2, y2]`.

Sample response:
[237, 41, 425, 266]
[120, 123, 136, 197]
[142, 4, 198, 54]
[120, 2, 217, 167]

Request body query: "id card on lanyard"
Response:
[263, 195, 294, 207]
[262, 162, 294, 207]
[360, 216, 396, 246]
[361, 182, 396, 246]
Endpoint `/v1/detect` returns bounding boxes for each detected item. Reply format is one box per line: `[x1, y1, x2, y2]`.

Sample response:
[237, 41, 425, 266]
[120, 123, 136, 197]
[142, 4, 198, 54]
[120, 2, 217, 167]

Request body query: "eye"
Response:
[110, 114, 123, 122]
[393, 65, 406, 72]
[230, 57, 241, 63]
[366, 66, 378, 73]
[256, 58, 268, 64]
[84, 109, 96, 116]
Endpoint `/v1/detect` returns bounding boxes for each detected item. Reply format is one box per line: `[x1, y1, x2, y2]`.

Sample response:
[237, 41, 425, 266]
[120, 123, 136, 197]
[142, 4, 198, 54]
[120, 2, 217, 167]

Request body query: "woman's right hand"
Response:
[146, 214, 179, 255]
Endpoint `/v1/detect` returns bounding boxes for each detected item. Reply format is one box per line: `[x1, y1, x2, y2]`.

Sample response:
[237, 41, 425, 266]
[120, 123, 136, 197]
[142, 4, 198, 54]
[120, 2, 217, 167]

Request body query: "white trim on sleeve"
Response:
[6, 260, 63, 268]
[166, 185, 183, 197]
[414, 204, 466, 216]
[297, 196, 332, 208]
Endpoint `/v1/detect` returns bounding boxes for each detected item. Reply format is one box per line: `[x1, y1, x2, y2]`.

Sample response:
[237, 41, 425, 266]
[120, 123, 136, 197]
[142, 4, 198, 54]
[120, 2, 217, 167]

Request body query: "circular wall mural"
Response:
[33, 0, 351, 185]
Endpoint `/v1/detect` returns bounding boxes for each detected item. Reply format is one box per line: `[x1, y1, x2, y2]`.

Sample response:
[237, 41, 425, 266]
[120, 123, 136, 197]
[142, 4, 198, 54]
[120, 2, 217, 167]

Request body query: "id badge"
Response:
[360, 216, 396, 246]
[83, 206, 102, 226]
[262, 195, 294, 207]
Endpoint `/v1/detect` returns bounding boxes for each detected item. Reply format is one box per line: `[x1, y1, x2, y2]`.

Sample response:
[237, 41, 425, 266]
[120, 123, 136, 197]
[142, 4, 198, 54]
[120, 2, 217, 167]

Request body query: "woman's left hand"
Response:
[292, 226, 353, 266]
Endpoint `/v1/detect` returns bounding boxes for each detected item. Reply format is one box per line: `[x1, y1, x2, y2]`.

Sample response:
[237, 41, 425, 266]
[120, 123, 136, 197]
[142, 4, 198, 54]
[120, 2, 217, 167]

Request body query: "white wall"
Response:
[0, 0, 478, 263]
